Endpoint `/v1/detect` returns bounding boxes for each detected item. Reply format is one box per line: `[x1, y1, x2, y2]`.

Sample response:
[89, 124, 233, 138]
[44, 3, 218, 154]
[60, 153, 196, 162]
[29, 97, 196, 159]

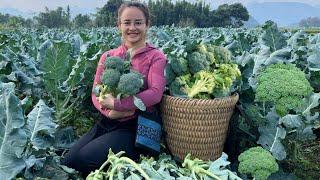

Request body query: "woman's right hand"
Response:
[108, 110, 135, 120]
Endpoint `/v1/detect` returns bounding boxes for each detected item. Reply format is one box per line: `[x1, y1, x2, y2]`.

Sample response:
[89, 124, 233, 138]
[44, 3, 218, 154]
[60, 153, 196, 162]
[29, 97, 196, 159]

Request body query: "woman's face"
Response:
[118, 7, 148, 48]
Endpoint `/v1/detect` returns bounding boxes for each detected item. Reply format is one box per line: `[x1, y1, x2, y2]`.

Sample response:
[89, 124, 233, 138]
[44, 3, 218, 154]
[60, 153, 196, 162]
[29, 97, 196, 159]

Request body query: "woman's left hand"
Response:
[97, 94, 115, 109]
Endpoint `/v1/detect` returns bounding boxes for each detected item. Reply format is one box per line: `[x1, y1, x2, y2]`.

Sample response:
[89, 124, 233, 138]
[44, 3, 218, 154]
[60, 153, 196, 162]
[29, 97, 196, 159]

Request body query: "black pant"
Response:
[61, 117, 145, 176]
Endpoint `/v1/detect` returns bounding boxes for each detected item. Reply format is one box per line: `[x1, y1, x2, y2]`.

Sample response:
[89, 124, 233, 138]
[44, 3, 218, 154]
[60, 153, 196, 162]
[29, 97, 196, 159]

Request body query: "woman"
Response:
[62, 1, 167, 176]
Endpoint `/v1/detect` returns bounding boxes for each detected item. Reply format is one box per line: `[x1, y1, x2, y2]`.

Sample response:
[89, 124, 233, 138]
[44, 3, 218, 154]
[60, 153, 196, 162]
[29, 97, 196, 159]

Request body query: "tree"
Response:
[34, 6, 71, 28]
[73, 14, 93, 28]
[94, 0, 123, 27]
[212, 3, 249, 27]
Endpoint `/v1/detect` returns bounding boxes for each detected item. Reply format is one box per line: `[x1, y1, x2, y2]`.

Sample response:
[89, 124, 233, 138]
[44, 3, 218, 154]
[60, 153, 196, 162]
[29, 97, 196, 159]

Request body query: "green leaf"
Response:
[259, 21, 287, 52]
[307, 45, 320, 71]
[301, 93, 320, 119]
[208, 152, 242, 180]
[26, 100, 57, 150]
[279, 115, 303, 129]
[0, 82, 28, 180]
[133, 96, 146, 111]
[257, 109, 287, 160]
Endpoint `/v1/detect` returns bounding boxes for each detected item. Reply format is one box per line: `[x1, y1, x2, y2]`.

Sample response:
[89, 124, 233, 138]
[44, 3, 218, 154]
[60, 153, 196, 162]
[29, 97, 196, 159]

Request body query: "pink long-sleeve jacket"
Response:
[91, 43, 167, 121]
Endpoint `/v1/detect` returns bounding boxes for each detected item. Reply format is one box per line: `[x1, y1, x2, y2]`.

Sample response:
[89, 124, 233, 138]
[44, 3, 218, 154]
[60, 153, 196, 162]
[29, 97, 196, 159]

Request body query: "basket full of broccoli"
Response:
[160, 44, 240, 161]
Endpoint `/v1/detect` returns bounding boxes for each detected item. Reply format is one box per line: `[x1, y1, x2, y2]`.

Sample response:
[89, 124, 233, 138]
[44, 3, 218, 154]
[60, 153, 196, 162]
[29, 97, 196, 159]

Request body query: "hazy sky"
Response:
[0, 0, 319, 12]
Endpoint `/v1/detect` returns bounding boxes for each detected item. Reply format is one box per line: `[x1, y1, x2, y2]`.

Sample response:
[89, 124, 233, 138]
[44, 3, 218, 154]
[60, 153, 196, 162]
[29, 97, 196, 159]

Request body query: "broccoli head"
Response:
[170, 57, 189, 76]
[117, 71, 144, 96]
[256, 63, 313, 116]
[169, 74, 192, 97]
[184, 70, 215, 98]
[238, 146, 279, 180]
[187, 52, 210, 74]
[212, 45, 232, 64]
[101, 69, 121, 90]
[197, 43, 216, 65]
[104, 56, 126, 73]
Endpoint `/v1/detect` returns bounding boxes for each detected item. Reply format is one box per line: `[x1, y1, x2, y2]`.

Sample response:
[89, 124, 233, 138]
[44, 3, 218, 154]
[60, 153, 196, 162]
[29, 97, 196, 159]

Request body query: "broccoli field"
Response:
[0, 21, 320, 179]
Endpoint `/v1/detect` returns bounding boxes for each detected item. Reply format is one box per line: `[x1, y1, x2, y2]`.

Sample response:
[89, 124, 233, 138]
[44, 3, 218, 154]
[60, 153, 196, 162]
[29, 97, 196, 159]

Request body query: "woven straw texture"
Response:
[160, 94, 239, 161]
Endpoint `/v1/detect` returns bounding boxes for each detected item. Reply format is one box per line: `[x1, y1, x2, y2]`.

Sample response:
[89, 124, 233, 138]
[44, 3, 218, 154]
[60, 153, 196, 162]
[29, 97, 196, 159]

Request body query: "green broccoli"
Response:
[101, 69, 121, 90]
[164, 63, 176, 85]
[198, 43, 216, 65]
[169, 71, 215, 99]
[169, 74, 191, 97]
[185, 70, 215, 98]
[170, 57, 189, 76]
[116, 71, 146, 111]
[104, 56, 126, 73]
[197, 43, 207, 54]
[256, 63, 313, 116]
[212, 45, 232, 64]
[187, 51, 210, 74]
[117, 71, 144, 96]
[238, 146, 279, 180]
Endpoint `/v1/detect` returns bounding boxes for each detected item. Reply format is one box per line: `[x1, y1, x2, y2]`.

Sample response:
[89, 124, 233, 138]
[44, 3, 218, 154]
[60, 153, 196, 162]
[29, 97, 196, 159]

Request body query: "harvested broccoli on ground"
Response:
[238, 146, 279, 180]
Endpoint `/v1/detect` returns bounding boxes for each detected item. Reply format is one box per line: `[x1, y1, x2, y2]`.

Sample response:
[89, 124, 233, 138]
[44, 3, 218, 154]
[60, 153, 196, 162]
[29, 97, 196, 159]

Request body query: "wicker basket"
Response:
[160, 93, 239, 161]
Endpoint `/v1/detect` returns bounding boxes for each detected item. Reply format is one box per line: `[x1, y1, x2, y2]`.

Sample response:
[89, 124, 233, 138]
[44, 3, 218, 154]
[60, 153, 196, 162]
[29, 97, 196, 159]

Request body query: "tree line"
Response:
[0, 0, 250, 28]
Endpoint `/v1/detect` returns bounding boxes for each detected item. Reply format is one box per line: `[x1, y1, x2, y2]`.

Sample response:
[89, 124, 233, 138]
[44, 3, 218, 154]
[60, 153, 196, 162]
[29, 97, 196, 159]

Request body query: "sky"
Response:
[0, 0, 319, 13]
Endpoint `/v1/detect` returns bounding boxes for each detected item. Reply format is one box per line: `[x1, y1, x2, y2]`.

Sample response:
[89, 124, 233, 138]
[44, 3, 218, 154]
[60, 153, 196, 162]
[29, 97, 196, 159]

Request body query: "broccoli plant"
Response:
[255, 63, 313, 116]
[238, 146, 279, 180]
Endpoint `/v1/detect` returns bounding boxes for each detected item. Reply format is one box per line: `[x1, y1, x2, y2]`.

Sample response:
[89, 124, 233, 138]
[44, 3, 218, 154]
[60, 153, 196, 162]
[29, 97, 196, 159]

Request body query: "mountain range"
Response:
[246, 2, 320, 27]
[1, 1, 320, 27]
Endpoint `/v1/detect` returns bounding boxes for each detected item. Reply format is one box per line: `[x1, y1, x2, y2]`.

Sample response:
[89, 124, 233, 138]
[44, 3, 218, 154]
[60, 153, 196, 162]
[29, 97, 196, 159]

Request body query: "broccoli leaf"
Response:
[26, 100, 58, 150]
[0, 82, 28, 180]
[133, 96, 146, 111]
[257, 109, 287, 160]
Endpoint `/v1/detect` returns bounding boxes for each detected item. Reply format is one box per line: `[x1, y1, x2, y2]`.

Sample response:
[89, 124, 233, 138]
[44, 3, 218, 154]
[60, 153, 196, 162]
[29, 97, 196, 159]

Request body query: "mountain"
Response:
[0, 8, 35, 18]
[246, 2, 320, 27]
[243, 15, 260, 28]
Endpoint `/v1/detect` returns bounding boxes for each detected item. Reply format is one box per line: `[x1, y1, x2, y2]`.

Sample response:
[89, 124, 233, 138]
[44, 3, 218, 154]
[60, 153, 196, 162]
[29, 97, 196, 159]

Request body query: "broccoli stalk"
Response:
[184, 70, 215, 98]
[182, 154, 221, 180]
[87, 149, 150, 180]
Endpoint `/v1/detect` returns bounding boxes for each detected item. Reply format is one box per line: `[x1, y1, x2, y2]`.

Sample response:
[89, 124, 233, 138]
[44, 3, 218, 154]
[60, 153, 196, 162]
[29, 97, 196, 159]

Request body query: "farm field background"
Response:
[0, 21, 320, 179]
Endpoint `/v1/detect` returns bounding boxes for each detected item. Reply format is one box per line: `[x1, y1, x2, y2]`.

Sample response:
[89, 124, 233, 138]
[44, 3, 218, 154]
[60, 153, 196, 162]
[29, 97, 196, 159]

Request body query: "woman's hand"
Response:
[98, 94, 115, 109]
[108, 110, 135, 119]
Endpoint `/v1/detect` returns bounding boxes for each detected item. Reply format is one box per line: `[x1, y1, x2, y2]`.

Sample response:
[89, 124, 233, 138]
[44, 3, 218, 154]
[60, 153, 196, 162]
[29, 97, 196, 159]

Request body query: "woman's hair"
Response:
[117, 1, 150, 26]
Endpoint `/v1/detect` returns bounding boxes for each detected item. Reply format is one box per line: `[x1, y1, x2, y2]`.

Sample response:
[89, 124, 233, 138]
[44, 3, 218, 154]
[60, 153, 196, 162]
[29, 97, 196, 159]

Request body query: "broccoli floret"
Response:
[212, 45, 232, 64]
[101, 69, 121, 90]
[187, 52, 210, 74]
[184, 70, 215, 98]
[104, 56, 126, 73]
[238, 146, 279, 180]
[198, 44, 216, 65]
[169, 74, 191, 97]
[256, 63, 313, 116]
[197, 43, 207, 54]
[170, 57, 189, 76]
[117, 71, 144, 96]
[164, 63, 176, 85]
[212, 64, 241, 97]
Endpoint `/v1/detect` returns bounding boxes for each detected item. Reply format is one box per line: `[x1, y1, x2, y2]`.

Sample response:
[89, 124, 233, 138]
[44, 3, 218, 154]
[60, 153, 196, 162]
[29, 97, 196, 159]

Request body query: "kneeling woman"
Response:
[62, 1, 167, 176]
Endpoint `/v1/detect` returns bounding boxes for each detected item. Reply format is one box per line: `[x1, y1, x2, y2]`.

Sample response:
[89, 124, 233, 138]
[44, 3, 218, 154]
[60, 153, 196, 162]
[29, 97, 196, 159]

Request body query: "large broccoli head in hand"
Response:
[117, 71, 144, 96]
[104, 56, 126, 73]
